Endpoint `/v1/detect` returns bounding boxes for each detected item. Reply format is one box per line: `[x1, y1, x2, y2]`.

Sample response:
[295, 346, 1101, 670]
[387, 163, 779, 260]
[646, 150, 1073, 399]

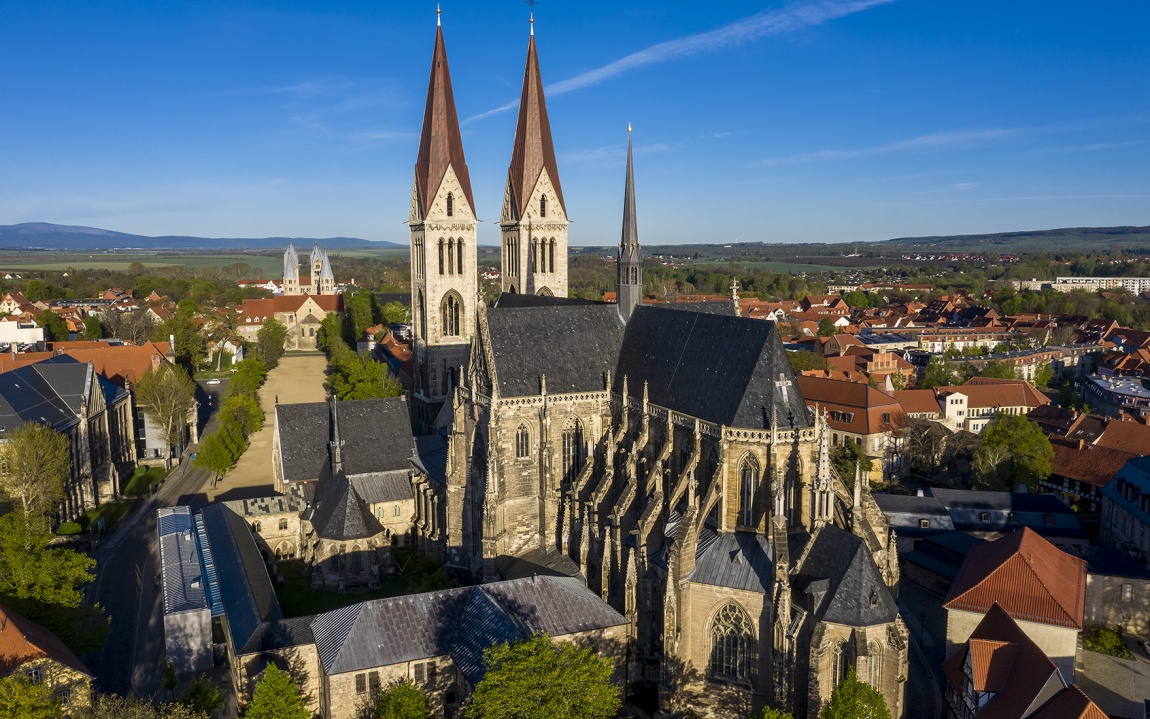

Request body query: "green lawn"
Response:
[274, 549, 456, 618]
[122, 466, 167, 496]
[81, 500, 133, 534]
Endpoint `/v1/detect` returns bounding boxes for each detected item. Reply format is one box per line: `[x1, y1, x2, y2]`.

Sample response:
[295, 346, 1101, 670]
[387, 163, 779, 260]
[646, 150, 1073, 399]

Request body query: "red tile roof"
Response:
[0, 602, 91, 678]
[1049, 439, 1135, 488]
[795, 375, 906, 435]
[942, 604, 1063, 719]
[894, 389, 942, 415]
[945, 528, 1086, 629]
[1027, 685, 1108, 719]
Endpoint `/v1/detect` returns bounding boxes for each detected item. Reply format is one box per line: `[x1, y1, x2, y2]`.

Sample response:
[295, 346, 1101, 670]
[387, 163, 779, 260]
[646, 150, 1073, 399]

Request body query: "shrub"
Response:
[56, 522, 82, 536]
[1082, 624, 1134, 659]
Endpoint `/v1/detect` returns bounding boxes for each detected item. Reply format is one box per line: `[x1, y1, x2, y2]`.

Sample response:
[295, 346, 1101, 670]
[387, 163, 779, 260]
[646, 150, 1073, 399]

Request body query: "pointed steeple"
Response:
[616, 127, 643, 321]
[414, 23, 475, 219]
[507, 32, 565, 218]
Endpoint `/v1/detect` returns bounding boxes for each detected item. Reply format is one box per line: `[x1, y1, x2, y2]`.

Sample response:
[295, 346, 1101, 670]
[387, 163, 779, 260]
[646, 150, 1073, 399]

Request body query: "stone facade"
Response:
[7, 656, 91, 713]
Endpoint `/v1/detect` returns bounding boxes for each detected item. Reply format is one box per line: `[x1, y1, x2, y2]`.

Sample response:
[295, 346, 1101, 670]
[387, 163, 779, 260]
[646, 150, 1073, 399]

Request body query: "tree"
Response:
[750, 708, 793, 719]
[347, 289, 380, 340]
[162, 662, 179, 701]
[819, 667, 891, 719]
[817, 317, 837, 337]
[151, 316, 206, 373]
[176, 299, 198, 319]
[1032, 361, 1054, 390]
[919, 356, 958, 389]
[831, 441, 873, 483]
[193, 433, 235, 484]
[359, 679, 431, 719]
[180, 675, 222, 716]
[979, 360, 1020, 380]
[381, 301, 408, 326]
[0, 674, 60, 719]
[902, 417, 948, 476]
[23, 279, 50, 302]
[0, 422, 70, 520]
[466, 633, 620, 719]
[242, 664, 310, 719]
[135, 365, 197, 467]
[35, 311, 69, 342]
[219, 393, 264, 436]
[79, 314, 103, 341]
[75, 694, 209, 719]
[317, 313, 344, 353]
[974, 412, 1053, 492]
[255, 319, 288, 369]
[787, 351, 828, 373]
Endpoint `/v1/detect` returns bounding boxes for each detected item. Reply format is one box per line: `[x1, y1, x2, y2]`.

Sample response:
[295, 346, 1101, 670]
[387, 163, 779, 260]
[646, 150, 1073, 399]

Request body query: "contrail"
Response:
[464, 0, 896, 124]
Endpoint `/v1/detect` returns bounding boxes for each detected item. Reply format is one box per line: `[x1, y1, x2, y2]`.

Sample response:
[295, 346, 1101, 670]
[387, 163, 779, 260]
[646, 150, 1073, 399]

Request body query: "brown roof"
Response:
[945, 528, 1086, 629]
[1027, 685, 1108, 719]
[1094, 419, 1150, 455]
[240, 294, 342, 323]
[894, 389, 943, 415]
[795, 375, 905, 435]
[414, 26, 474, 217]
[0, 602, 91, 678]
[942, 604, 1063, 719]
[507, 34, 565, 218]
[963, 377, 1050, 407]
[1049, 439, 1135, 488]
[937, 384, 1049, 411]
[59, 342, 171, 388]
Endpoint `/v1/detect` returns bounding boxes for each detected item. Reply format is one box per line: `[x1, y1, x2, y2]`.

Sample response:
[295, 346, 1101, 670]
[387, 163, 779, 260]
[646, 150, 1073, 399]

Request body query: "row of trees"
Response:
[193, 359, 268, 483]
[902, 412, 1054, 492]
[0, 676, 214, 719]
[317, 314, 403, 401]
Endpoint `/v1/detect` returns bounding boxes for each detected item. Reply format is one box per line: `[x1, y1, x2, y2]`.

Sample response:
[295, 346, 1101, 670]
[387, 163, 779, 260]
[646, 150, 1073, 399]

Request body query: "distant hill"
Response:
[0, 223, 403, 250]
[884, 226, 1150, 250]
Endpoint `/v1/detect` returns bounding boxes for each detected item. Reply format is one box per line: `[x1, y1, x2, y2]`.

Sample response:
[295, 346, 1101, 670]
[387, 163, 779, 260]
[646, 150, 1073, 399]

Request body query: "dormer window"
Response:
[446, 193, 454, 217]
[540, 195, 547, 217]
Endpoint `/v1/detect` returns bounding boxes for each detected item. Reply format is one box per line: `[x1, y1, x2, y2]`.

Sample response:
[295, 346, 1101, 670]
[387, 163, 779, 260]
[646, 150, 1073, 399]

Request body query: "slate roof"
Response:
[310, 466, 386, 541]
[614, 305, 811, 429]
[484, 304, 625, 397]
[276, 398, 416, 482]
[349, 472, 413, 505]
[500, 547, 583, 581]
[945, 528, 1087, 629]
[662, 300, 738, 316]
[793, 524, 899, 626]
[311, 576, 626, 681]
[493, 293, 606, 309]
[199, 504, 283, 654]
[413, 434, 447, 486]
[0, 359, 98, 434]
[223, 487, 308, 518]
[687, 530, 773, 592]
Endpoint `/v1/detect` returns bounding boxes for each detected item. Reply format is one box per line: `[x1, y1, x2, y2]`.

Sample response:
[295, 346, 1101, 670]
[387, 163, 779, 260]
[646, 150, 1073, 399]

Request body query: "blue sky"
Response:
[1, 1, 1147, 245]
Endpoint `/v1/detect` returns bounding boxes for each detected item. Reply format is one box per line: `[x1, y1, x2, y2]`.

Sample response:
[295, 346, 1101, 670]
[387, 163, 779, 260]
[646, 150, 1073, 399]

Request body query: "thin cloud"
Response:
[759, 128, 1021, 166]
[561, 142, 670, 166]
[464, 0, 894, 123]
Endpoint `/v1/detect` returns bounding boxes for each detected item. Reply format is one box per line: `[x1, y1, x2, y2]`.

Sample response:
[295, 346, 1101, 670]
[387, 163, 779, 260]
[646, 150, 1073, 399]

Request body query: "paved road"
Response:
[899, 581, 948, 719]
[83, 380, 221, 697]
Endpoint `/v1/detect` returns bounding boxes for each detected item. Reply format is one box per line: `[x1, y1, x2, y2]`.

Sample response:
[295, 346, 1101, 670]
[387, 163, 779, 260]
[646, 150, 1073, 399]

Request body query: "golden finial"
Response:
[527, 0, 537, 35]
[628, 122, 632, 134]
[437, 3, 441, 26]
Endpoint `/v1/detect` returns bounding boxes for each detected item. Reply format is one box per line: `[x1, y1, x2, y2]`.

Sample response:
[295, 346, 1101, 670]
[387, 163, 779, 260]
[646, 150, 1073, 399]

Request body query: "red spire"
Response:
[414, 26, 475, 218]
[507, 34, 565, 218]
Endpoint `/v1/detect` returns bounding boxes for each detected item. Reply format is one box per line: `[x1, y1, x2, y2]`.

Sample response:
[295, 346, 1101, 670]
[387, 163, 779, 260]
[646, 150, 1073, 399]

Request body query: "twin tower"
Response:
[408, 16, 643, 405]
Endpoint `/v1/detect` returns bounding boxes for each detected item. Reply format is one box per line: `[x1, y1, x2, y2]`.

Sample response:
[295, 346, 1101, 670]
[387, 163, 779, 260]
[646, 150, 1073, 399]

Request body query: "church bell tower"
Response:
[500, 17, 569, 298]
[617, 127, 642, 321]
[409, 10, 477, 409]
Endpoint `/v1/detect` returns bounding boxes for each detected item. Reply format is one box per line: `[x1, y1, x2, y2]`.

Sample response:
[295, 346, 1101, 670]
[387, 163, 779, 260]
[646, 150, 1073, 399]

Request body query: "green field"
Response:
[0, 247, 409, 276]
[692, 260, 844, 273]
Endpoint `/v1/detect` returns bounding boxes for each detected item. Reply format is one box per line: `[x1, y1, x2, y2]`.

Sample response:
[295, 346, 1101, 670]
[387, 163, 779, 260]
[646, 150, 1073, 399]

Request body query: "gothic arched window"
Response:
[417, 290, 426, 340]
[540, 194, 547, 218]
[705, 447, 720, 482]
[456, 238, 464, 275]
[516, 425, 530, 459]
[707, 603, 754, 686]
[446, 192, 454, 217]
[549, 238, 556, 273]
[833, 641, 853, 687]
[739, 456, 758, 527]
[438, 239, 445, 275]
[562, 417, 585, 482]
[867, 641, 883, 689]
[442, 293, 461, 337]
[447, 238, 455, 275]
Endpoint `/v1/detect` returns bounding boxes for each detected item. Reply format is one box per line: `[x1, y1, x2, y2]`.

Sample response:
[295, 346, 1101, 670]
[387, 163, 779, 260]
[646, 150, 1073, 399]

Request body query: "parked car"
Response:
[207, 379, 221, 386]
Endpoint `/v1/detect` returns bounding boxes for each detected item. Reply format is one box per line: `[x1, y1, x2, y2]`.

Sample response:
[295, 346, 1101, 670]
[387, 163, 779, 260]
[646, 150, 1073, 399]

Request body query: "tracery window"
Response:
[832, 641, 852, 687]
[442, 293, 461, 337]
[867, 642, 883, 689]
[707, 603, 754, 686]
[739, 456, 758, 527]
[516, 425, 530, 459]
[562, 417, 585, 482]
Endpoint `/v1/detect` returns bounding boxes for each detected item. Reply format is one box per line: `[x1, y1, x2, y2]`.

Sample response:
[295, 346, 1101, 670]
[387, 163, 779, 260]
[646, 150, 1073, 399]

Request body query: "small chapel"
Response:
[403, 13, 909, 719]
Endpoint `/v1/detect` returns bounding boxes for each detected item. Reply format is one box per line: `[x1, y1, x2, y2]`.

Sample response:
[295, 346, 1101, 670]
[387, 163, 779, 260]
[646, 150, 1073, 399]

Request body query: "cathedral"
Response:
[406, 15, 908, 718]
[283, 241, 336, 295]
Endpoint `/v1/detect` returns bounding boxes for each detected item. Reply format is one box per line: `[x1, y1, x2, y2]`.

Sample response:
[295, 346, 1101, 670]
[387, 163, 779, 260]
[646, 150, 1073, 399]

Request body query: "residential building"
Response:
[1064, 546, 1150, 637]
[894, 378, 1050, 434]
[1080, 374, 1150, 418]
[944, 528, 1087, 682]
[944, 347, 1061, 381]
[1052, 276, 1150, 293]
[0, 602, 92, 712]
[795, 375, 908, 480]
[0, 318, 45, 345]
[1100, 456, 1150, 560]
